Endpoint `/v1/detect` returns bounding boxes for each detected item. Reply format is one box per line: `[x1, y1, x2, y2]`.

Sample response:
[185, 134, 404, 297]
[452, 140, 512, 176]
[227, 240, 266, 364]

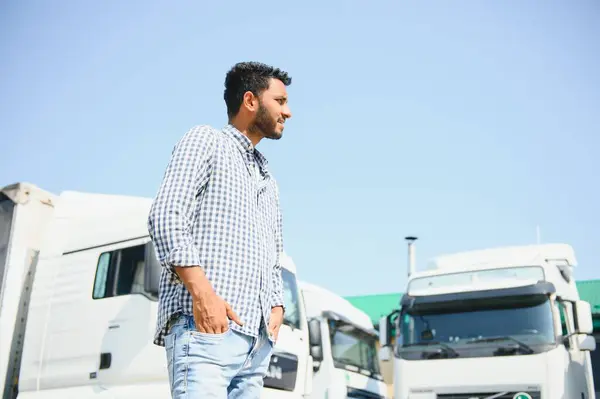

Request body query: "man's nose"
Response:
[282, 105, 292, 119]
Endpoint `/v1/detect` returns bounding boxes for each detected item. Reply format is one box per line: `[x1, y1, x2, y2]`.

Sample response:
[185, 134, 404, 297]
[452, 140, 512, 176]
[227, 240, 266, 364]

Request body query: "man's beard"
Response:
[248, 102, 281, 140]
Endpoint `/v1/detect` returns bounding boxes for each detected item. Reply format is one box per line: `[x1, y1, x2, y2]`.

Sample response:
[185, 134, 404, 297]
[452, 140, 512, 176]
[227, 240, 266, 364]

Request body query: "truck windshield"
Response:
[398, 294, 556, 360]
[0, 194, 15, 300]
[329, 319, 382, 377]
[282, 268, 302, 330]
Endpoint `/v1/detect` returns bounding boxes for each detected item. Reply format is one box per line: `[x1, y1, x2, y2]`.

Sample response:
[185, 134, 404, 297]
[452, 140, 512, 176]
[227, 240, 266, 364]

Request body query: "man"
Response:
[147, 61, 293, 398]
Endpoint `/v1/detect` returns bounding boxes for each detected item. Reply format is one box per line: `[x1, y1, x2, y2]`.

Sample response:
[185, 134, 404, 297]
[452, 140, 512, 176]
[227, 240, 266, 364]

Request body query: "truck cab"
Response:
[379, 243, 596, 399]
[0, 182, 312, 399]
[262, 253, 313, 399]
[300, 281, 387, 399]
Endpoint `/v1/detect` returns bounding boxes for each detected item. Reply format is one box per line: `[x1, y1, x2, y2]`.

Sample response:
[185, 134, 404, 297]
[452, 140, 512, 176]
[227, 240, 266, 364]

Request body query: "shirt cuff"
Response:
[271, 294, 285, 311]
[165, 244, 202, 273]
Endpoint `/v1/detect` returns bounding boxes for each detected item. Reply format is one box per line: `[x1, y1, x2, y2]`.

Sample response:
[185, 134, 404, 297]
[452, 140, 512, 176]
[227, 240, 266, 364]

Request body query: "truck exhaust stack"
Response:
[405, 236, 417, 277]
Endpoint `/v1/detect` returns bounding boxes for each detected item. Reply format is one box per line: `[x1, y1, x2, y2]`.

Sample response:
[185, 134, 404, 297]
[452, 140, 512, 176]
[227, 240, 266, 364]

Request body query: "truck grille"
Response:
[437, 391, 540, 399]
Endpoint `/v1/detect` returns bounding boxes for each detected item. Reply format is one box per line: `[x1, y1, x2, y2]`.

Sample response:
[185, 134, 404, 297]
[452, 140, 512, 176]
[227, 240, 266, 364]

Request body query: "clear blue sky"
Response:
[1, 1, 599, 297]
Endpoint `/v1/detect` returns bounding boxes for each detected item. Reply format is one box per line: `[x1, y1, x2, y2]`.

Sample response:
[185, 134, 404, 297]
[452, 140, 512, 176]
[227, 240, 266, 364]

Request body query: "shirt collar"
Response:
[222, 124, 269, 168]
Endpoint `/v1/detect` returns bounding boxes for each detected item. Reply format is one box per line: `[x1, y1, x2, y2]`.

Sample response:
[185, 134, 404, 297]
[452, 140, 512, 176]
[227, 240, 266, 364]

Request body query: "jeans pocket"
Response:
[186, 316, 231, 341]
[189, 328, 231, 342]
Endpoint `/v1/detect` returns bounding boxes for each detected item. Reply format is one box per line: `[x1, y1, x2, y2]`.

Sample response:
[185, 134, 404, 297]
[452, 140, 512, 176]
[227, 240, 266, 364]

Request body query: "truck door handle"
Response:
[99, 353, 112, 369]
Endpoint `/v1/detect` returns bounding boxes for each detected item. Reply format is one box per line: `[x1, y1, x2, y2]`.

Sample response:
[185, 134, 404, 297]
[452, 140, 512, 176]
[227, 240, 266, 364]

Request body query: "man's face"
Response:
[249, 78, 292, 140]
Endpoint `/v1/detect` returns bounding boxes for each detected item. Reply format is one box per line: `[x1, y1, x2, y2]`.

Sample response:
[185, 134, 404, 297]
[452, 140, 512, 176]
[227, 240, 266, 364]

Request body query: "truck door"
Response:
[16, 249, 126, 398]
[90, 239, 169, 398]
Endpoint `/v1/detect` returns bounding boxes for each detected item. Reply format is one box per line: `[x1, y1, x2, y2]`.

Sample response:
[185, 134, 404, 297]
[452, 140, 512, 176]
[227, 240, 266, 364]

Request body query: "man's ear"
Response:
[242, 91, 258, 113]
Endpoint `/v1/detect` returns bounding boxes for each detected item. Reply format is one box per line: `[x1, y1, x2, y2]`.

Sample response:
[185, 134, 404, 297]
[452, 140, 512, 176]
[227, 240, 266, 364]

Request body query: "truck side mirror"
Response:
[379, 346, 391, 362]
[144, 242, 161, 297]
[577, 334, 596, 352]
[308, 318, 323, 365]
[379, 315, 393, 347]
[574, 300, 593, 335]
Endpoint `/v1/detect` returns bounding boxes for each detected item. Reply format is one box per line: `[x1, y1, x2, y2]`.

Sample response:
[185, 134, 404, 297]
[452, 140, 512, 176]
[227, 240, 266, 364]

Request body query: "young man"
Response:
[147, 61, 293, 398]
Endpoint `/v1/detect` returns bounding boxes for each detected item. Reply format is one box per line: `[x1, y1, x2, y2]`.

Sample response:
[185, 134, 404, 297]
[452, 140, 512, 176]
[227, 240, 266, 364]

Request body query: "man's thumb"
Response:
[225, 302, 244, 326]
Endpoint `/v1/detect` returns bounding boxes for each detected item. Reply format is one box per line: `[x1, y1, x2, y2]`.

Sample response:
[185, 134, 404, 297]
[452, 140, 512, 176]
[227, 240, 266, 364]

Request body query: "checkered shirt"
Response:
[147, 124, 285, 346]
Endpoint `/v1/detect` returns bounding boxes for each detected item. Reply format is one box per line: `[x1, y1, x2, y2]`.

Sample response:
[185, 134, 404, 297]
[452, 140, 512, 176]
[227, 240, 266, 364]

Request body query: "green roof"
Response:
[575, 279, 600, 313]
[345, 279, 600, 326]
[345, 292, 402, 325]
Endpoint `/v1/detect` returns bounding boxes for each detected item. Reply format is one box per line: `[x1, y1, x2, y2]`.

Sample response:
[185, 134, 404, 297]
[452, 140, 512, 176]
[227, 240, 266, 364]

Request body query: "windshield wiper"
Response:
[467, 336, 534, 354]
[404, 341, 459, 358]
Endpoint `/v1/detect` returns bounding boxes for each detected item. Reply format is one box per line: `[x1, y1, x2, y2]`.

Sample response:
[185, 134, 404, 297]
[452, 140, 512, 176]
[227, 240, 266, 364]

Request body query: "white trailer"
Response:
[0, 182, 312, 399]
[379, 242, 597, 399]
[300, 281, 388, 399]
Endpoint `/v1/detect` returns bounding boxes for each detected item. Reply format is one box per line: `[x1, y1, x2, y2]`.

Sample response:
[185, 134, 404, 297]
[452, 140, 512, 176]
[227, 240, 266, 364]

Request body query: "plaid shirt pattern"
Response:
[147, 124, 285, 346]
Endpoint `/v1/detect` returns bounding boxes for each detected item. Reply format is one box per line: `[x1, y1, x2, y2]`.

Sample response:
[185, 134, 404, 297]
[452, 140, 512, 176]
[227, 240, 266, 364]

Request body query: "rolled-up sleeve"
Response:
[270, 190, 285, 309]
[147, 125, 216, 274]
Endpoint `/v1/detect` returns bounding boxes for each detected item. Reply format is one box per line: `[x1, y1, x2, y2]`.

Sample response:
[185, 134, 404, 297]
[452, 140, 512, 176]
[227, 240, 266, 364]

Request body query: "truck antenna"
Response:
[405, 236, 418, 278]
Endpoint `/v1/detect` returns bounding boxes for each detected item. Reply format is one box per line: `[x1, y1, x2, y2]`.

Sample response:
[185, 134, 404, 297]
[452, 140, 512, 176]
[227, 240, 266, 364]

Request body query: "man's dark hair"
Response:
[224, 61, 292, 119]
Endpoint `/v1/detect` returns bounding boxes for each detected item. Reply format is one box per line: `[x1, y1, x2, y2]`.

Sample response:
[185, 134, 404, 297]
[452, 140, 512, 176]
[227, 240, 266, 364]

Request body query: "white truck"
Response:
[0, 182, 313, 399]
[300, 281, 388, 399]
[379, 241, 597, 399]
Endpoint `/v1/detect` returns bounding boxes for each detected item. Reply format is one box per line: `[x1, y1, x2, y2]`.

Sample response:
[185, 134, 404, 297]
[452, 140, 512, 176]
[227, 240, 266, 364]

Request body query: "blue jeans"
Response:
[164, 314, 273, 398]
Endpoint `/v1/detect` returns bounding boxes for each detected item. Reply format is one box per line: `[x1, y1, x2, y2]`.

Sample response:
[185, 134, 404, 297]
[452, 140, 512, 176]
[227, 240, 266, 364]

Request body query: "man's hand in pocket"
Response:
[268, 306, 284, 342]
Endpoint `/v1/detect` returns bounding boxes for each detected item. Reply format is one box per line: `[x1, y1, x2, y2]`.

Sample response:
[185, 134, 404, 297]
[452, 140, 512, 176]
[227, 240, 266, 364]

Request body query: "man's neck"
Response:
[229, 119, 261, 147]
